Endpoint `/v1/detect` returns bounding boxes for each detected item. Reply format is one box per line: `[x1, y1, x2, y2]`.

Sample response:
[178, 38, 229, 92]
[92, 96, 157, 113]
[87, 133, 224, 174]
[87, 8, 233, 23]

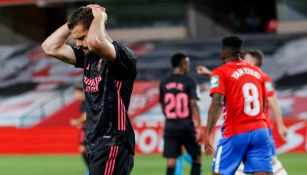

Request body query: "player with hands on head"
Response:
[42, 4, 137, 175]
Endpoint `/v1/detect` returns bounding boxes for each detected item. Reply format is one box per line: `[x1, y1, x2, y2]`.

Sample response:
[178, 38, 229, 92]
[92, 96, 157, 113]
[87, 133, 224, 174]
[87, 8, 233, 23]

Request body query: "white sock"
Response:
[273, 160, 288, 175]
[234, 163, 246, 175]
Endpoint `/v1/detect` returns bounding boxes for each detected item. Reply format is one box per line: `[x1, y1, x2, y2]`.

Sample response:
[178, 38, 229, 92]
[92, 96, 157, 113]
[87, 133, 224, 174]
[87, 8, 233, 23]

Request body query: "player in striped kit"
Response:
[42, 4, 136, 175]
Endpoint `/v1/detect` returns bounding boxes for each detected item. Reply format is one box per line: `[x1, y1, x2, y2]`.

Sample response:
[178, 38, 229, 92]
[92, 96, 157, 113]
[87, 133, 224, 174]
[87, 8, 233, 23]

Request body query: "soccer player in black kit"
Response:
[70, 85, 89, 171]
[42, 4, 136, 175]
[160, 53, 202, 175]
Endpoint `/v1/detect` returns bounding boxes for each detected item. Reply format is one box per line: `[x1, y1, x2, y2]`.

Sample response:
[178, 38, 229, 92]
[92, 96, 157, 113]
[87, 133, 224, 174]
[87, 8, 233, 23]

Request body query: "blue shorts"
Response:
[269, 128, 276, 156]
[212, 128, 272, 174]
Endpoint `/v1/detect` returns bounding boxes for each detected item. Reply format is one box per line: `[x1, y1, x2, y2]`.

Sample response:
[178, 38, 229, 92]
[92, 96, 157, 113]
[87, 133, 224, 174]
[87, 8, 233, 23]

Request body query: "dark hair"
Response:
[222, 36, 243, 56]
[171, 53, 187, 68]
[67, 7, 94, 30]
[246, 50, 264, 67]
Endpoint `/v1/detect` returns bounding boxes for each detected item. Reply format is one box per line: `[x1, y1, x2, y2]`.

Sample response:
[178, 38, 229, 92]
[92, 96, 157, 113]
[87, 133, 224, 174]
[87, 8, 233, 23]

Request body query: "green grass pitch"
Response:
[0, 154, 305, 175]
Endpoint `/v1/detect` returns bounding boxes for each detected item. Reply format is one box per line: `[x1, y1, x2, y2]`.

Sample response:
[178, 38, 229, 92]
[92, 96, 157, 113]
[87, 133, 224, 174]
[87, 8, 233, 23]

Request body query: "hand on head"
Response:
[87, 4, 108, 22]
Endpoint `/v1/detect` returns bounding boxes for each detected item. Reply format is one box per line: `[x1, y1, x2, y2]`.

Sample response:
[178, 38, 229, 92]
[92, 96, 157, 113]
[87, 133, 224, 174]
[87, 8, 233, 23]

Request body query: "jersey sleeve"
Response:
[72, 47, 85, 68]
[209, 69, 226, 96]
[264, 76, 275, 97]
[109, 41, 137, 80]
[159, 82, 165, 104]
[188, 78, 199, 100]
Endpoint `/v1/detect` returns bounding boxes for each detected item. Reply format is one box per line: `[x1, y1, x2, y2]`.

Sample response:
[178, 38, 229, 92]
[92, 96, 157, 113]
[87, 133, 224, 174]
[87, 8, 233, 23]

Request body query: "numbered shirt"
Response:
[210, 60, 267, 138]
[262, 72, 275, 128]
[159, 74, 198, 136]
[73, 41, 137, 154]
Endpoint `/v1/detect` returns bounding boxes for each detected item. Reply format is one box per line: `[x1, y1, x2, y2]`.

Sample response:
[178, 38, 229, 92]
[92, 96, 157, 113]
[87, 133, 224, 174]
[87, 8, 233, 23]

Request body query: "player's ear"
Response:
[179, 61, 185, 69]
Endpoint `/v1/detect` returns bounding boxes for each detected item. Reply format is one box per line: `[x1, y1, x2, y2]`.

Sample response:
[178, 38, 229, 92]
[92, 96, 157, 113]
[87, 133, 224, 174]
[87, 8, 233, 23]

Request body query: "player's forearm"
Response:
[202, 70, 212, 76]
[87, 15, 107, 43]
[206, 94, 224, 137]
[87, 16, 115, 61]
[104, 29, 113, 43]
[196, 66, 212, 76]
[268, 95, 284, 127]
[191, 103, 202, 128]
[42, 24, 70, 55]
[206, 104, 222, 137]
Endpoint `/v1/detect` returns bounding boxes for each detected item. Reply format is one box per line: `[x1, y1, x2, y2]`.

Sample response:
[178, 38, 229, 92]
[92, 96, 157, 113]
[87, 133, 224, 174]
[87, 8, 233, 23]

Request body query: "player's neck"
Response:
[172, 68, 186, 75]
[224, 57, 241, 63]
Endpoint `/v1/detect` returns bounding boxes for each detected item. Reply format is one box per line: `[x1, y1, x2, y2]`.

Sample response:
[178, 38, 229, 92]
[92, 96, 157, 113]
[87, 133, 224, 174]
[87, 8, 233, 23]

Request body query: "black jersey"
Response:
[80, 100, 86, 113]
[159, 74, 198, 136]
[73, 41, 137, 154]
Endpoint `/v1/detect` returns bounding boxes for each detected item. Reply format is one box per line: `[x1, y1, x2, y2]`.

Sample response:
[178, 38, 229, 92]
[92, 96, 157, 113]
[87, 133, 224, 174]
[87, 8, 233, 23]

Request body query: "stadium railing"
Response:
[17, 87, 74, 128]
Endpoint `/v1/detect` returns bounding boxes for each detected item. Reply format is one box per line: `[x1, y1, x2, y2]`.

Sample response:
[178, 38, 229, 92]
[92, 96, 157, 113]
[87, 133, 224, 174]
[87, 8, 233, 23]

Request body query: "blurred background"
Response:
[0, 0, 306, 175]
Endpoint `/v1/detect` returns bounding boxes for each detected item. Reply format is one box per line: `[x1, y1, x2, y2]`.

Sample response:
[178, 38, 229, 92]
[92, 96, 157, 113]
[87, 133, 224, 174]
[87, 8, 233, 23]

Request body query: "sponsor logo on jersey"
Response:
[265, 82, 273, 92]
[211, 76, 219, 88]
[83, 76, 102, 93]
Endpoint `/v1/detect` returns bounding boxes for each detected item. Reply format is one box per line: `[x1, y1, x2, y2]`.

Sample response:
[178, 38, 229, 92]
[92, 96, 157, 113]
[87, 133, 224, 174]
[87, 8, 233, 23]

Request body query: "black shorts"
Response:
[87, 144, 134, 175]
[163, 129, 201, 160]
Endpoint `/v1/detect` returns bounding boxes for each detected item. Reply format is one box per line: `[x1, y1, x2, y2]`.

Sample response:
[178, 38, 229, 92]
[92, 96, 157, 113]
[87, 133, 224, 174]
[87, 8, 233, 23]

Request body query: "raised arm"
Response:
[196, 66, 212, 76]
[41, 23, 76, 65]
[205, 93, 224, 156]
[86, 5, 116, 62]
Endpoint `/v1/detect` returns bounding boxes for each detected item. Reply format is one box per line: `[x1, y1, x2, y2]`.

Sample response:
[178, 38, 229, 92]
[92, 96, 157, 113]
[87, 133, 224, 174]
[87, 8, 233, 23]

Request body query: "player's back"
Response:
[210, 61, 267, 138]
[159, 74, 197, 135]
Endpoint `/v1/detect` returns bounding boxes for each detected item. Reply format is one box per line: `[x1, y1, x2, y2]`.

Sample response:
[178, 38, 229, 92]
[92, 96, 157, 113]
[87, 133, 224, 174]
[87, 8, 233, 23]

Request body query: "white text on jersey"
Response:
[231, 67, 261, 80]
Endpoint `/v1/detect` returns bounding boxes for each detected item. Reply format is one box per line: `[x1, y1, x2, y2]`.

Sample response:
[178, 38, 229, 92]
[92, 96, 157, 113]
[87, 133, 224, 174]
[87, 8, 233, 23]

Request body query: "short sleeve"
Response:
[72, 47, 85, 68]
[209, 69, 226, 96]
[188, 78, 199, 100]
[109, 41, 137, 80]
[264, 77, 275, 97]
[159, 82, 165, 104]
